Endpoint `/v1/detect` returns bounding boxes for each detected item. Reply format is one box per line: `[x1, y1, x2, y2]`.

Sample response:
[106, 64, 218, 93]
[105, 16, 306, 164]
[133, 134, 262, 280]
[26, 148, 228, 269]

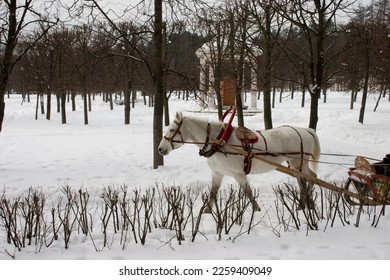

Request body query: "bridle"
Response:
[163, 118, 215, 153]
[163, 119, 184, 150]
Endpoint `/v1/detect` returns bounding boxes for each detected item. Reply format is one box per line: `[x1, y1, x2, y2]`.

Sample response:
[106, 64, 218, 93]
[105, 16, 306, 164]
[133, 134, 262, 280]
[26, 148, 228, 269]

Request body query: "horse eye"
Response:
[169, 128, 176, 133]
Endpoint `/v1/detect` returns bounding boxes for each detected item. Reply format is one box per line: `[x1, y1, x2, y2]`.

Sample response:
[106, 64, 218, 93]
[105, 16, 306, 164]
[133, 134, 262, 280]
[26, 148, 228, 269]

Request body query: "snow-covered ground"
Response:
[0, 91, 389, 278]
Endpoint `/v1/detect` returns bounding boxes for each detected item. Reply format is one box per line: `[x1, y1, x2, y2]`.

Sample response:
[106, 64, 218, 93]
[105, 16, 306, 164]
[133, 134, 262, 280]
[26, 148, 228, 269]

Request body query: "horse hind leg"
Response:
[233, 174, 261, 212]
[291, 160, 316, 210]
[297, 177, 315, 210]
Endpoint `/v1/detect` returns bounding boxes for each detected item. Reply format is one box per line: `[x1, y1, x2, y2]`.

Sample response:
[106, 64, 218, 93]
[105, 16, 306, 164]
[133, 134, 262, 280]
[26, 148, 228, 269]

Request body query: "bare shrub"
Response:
[163, 187, 189, 244]
[274, 183, 320, 231]
[189, 192, 209, 242]
[210, 186, 253, 241]
[57, 186, 78, 249]
[0, 195, 23, 250]
[1, 181, 382, 255]
[100, 186, 120, 247]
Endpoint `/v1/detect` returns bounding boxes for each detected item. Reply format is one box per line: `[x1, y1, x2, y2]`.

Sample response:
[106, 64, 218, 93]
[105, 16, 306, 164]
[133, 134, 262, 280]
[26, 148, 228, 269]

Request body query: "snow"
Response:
[1, 91, 390, 278]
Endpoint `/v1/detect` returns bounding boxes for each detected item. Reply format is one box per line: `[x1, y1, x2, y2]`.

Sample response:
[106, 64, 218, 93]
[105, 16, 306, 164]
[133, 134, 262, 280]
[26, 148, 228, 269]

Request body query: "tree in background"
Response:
[248, 0, 285, 130]
[0, 0, 58, 132]
[275, 0, 350, 130]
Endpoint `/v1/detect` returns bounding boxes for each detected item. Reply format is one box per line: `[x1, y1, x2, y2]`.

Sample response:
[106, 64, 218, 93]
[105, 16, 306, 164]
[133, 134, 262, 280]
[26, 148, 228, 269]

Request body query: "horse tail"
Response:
[306, 128, 321, 174]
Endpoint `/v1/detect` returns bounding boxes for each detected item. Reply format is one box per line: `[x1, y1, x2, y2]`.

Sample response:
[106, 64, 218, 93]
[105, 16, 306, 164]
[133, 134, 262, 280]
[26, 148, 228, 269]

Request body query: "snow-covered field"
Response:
[1, 91, 389, 278]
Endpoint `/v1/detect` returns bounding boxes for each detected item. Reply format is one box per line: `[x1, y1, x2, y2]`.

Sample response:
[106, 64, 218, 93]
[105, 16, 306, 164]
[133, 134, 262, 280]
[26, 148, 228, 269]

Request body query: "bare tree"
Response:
[226, 1, 251, 127]
[0, 0, 58, 132]
[275, 0, 350, 130]
[342, 1, 389, 123]
[248, 0, 285, 129]
[196, 8, 230, 119]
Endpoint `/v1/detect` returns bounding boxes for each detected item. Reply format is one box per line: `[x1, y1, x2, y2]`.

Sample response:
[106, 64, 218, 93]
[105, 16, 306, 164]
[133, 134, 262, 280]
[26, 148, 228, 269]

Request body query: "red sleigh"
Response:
[344, 156, 390, 205]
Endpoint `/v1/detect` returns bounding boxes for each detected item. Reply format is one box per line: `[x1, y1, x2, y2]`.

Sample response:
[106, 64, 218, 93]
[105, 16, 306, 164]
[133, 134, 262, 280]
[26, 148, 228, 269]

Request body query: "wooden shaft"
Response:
[216, 140, 381, 206]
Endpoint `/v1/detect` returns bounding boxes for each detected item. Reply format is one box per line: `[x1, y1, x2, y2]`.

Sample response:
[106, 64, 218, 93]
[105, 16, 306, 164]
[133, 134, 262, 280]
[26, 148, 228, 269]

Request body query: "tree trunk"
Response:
[109, 92, 113, 110]
[0, 97, 4, 132]
[359, 44, 370, 124]
[71, 93, 76, 111]
[40, 94, 45, 115]
[272, 87, 276, 108]
[291, 84, 295, 99]
[131, 90, 136, 108]
[46, 93, 51, 120]
[308, 89, 320, 130]
[301, 86, 306, 108]
[88, 93, 92, 112]
[164, 92, 170, 126]
[323, 87, 327, 103]
[350, 90, 355, 110]
[83, 92, 88, 125]
[35, 94, 39, 120]
[235, 87, 244, 127]
[279, 87, 283, 103]
[124, 89, 131, 125]
[61, 92, 67, 124]
[310, 13, 326, 130]
[263, 6, 273, 130]
[56, 94, 60, 113]
[359, 67, 369, 123]
[153, 0, 164, 169]
[373, 86, 384, 112]
[0, 0, 18, 132]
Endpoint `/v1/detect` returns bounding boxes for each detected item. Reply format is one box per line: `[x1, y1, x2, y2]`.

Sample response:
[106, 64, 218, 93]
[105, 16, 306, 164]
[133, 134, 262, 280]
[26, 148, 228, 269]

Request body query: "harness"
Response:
[199, 106, 236, 158]
[236, 126, 258, 174]
[165, 107, 314, 175]
[198, 107, 313, 174]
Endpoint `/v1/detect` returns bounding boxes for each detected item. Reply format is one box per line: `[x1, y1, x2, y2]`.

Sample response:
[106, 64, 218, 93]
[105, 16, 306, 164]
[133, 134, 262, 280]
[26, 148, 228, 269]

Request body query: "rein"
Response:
[165, 107, 314, 163]
[164, 107, 322, 172]
[164, 119, 362, 168]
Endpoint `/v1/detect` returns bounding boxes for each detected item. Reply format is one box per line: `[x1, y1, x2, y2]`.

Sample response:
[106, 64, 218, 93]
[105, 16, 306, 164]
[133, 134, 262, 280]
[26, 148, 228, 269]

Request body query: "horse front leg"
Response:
[204, 171, 224, 213]
[234, 173, 261, 212]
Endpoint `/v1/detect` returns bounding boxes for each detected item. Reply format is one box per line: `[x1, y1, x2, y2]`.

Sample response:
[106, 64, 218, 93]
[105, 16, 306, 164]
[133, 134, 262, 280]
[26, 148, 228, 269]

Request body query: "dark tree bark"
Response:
[153, 0, 164, 169]
[359, 51, 370, 123]
[0, 0, 18, 132]
[83, 92, 89, 125]
[124, 87, 131, 125]
[46, 93, 51, 120]
[61, 92, 67, 124]
[262, 4, 273, 130]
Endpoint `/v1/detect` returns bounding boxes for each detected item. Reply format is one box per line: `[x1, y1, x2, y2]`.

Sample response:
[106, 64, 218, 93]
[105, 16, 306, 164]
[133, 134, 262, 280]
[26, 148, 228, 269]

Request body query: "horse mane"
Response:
[183, 114, 224, 127]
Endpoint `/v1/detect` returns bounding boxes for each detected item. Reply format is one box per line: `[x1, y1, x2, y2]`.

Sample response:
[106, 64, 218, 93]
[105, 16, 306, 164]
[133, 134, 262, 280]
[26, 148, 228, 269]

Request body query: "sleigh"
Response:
[344, 156, 390, 205]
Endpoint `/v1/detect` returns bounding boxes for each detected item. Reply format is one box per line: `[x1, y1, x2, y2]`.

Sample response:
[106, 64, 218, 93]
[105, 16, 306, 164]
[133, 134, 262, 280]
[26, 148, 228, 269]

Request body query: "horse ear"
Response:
[175, 112, 183, 120]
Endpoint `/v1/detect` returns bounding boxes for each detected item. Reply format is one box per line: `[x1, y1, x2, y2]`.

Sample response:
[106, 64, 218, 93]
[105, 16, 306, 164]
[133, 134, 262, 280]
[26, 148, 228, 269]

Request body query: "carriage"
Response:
[344, 156, 390, 206]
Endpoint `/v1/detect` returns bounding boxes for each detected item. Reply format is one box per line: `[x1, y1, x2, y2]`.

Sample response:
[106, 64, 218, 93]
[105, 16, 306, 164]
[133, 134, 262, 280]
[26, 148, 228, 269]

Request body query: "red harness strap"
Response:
[219, 106, 236, 143]
[199, 106, 236, 158]
[236, 126, 258, 174]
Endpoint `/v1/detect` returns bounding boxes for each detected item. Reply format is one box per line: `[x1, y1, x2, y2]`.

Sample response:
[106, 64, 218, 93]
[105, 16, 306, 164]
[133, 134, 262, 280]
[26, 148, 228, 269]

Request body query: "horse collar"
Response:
[199, 107, 236, 158]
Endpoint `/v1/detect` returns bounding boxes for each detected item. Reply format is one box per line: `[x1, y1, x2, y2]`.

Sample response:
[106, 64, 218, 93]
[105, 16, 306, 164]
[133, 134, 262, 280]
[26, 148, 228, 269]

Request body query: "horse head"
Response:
[158, 112, 185, 156]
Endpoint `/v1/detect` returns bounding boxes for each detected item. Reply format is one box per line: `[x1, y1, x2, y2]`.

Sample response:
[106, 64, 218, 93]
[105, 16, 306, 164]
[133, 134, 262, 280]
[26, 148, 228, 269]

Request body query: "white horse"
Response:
[158, 112, 321, 212]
